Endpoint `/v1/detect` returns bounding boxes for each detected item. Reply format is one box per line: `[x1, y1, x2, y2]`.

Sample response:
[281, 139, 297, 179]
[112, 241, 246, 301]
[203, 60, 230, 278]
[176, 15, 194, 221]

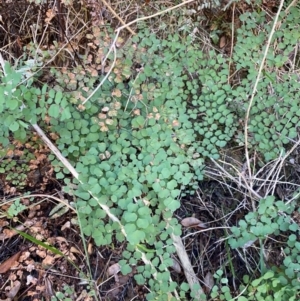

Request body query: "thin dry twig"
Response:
[116, 0, 197, 32]
[210, 158, 262, 200]
[101, 0, 136, 35]
[227, 2, 235, 84]
[2, 194, 76, 213]
[244, 0, 285, 198]
[171, 233, 205, 300]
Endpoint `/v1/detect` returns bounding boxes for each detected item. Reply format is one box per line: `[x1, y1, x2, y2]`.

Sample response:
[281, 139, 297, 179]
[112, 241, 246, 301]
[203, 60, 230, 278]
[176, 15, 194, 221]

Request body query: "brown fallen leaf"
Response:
[171, 258, 181, 273]
[61, 221, 71, 231]
[203, 271, 214, 293]
[75, 289, 89, 301]
[26, 275, 38, 286]
[107, 262, 120, 277]
[61, 249, 77, 261]
[0, 220, 35, 240]
[87, 243, 93, 255]
[5, 280, 21, 299]
[107, 263, 121, 282]
[181, 217, 207, 229]
[0, 251, 22, 273]
[42, 255, 55, 266]
[36, 249, 47, 259]
[44, 277, 54, 298]
[219, 35, 226, 48]
[0, 219, 9, 227]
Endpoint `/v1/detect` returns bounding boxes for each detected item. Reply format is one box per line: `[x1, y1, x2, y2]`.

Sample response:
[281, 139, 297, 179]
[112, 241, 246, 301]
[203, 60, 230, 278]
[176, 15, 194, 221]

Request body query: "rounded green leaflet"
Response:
[9, 121, 19, 132]
[153, 182, 161, 192]
[164, 197, 180, 211]
[132, 115, 145, 128]
[137, 207, 151, 217]
[8, 98, 19, 110]
[136, 218, 150, 229]
[289, 223, 298, 232]
[127, 229, 146, 245]
[123, 212, 137, 223]
[48, 104, 60, 118]
[160, 167, 171, 179]
[90, 183, 101, 195]
[158, 189, 170, 198]
[120, 263, 132, 275]
[166, 179, 177, 190]
[4, 114, 16, 128]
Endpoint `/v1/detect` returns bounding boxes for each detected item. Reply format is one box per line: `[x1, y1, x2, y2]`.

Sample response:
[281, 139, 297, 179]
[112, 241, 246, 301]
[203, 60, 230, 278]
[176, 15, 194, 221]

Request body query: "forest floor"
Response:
[0, 1, 299, 301]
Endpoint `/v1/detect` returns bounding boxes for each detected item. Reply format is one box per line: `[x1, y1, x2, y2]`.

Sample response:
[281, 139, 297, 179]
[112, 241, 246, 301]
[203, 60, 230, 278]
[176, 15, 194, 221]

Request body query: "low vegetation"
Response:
[0, 0, 299, 300]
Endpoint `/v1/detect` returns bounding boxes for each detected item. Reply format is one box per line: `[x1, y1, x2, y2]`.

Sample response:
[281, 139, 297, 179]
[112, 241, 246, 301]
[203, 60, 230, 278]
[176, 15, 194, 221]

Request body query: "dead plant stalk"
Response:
[244, 0, 285, 210]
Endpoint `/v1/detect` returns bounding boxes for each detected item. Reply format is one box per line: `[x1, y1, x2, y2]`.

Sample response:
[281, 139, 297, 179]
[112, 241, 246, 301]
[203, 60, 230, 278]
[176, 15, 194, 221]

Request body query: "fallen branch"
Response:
[171, 233, 205, 300]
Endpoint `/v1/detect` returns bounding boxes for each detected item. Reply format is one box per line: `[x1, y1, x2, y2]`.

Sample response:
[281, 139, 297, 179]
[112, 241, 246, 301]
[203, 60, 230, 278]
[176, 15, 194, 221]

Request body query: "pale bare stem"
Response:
[32, 123, 126, 229]
[268, 153, 286, 197]
[254, 155, 285, 197]
[254, 136, 300, 198]
[33, 2, 54, 63]
[253, 157, 285, 195]
[124, 69, 143, 113]
[65, 5, 70, 37]
[171, 233, 205, 300]
[209, 136, 300, 212]
[3, 194, 76, 213]
[286, 190, 300, 206]
[244, 0, 285, 190]
[271, 137, 300, 198]
[208, 157, 297, 208]
[31, 8, 41, 46]
[82, 40, 117, 105]
[251, 178, 300, 189]
[0, 53, 7, 75]
[182, 226, 231, 240]
[209, 158, 261, 200]
[204, 171, 251, 203]
[116, 0, 198, 32]
[163, 210, 205, 300]
[19, 5, 31, 33]
[97, 275, 115, 288]
[274, 136, 300, 173]
[62, 47, 75, 61]
[101, 0, 136, 35]
[195, 190, 246, 224]
[227, 2, 235, 84]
